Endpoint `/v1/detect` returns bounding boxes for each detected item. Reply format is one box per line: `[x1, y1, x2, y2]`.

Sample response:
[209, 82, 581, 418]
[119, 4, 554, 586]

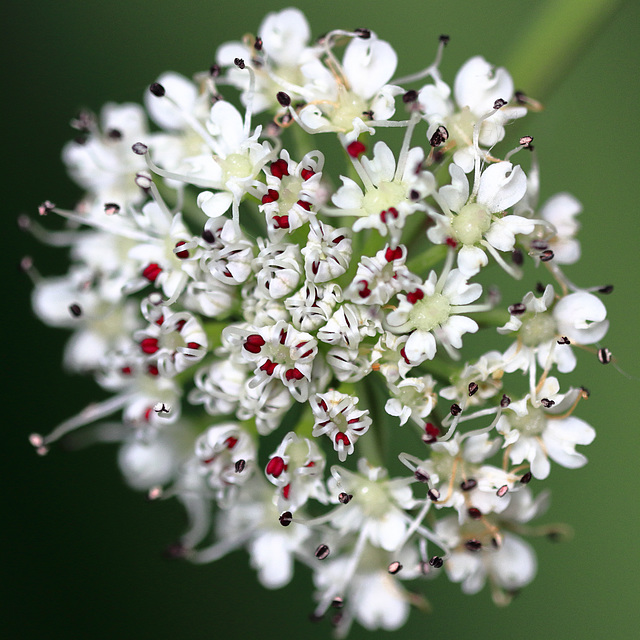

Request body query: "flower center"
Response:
[408, 293, 451, 332]
[221, 153, 253, 180]
[520, 312, 557, 346]
[277, 175, 304, 212]
[452, 203, 492, 246]
[362, 181, 405, 217]
[511, 406, 547, 436]
[354, 478, 392, 518]
[329, 89, 369, 131]
[446, 108, 476, 147]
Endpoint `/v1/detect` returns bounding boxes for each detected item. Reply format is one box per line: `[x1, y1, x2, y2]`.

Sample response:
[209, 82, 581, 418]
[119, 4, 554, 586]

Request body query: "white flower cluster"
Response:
[25, 8, 614, 637]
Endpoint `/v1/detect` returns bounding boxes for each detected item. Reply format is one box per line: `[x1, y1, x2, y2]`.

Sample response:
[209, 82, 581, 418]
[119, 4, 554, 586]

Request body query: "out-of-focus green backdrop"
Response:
[3, 1, 639, 638]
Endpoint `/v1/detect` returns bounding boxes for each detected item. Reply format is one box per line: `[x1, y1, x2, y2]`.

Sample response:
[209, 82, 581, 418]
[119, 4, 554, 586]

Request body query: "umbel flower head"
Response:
[23, 7, 615, 637]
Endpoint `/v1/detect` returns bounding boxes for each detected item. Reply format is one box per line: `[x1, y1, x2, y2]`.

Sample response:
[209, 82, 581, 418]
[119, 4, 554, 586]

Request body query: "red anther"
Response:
[346, 141, 366, 157]
[347, 418, 361, 424]
[140, 338, 160, 354]
[285, 367, 304, 381]
[224, 436, 238, 449]
[266, 456, 286, 477]
[144, 407, 154, 422]
[406, 288, 424, 304]
[297, 200, 311, 211]
[305, 461, 315, 467]
[335, 432, 351, 446]
[186, 342, 201, 350]
[174, 241, 190, 259]
[385, 246, 403, 262]
[142, 263, 162, 282]
[279, 329, 288, 345]
[270, 158, 290, 179]
[260, 359, 277, 376]
[311, 261, 319, 275]
[301, 168, 315, 181]
[155, 315, 165, 326]
[318, 399, 328, 412]
[244, 334, 266, 353]
[261, 189, 280, 204]
[273, 215, 290, 229]
[358, 280, 371, 298]
[147, 364, 159, 376]
[425, 422, 440, 439]
[282, 484, 291, 499]
[121, 366, 132, 375]
[299, 348, 314, 359]
[400, 347, 411, 365]
[332, 235, 345, 244]
[174, 319, 187, 332]
[445, 237, 458, 248]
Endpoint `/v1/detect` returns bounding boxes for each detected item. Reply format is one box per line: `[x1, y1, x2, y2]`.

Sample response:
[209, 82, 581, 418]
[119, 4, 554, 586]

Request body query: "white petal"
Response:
[259, 8, 310, 67]
[454, 56, 514, 116]
[490, 534, 537, 590]
[342, 36, 397, 100]
[485, 215, 535, 251]
[332, 177, 364, 210]
[457, 245, 488, 277]
[440, 315, 478, 349]
[197, 191, 233, 218]
[439, 162, 469, 213]
[477, 162, 527, 213]
[144, 72, 198, 130]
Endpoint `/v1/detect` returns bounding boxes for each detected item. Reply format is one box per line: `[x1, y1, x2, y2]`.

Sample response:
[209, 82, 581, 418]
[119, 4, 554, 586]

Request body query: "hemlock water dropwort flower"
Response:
[23, 7, 616, 637]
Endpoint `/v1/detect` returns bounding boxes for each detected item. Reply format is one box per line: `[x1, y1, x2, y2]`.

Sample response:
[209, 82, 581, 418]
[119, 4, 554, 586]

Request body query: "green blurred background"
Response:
[4, 1, 639, 638]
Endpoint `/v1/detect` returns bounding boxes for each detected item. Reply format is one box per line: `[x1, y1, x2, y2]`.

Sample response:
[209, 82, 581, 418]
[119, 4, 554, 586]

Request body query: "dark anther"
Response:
[279, 511, 293, 526]
[69, 303, 82, 318]
[38, 200, 56, 216]
[512, 248, 524, 265]
[70, 110, 95, 132]
[104, 202, 120, 215]
[519, 135, 534, 148]
[598, 348, 612, 364]
[598, 284, 614, 294]
[315, 544, 330, 560]
[430, 555, 444, 568]
[580, 386, 591, 398]
[331, 597, 344, 609]
[410, 189, 420, 201]
[493, 98, 507, 110]
[468, 507, 482, 520]
[430, 125, 449, 147]
[508, 303, 527, 315]
[428, 488, 440, 501]
[387, 561, 403, 575]
[209, 64, 221, 77]
[540, 249, 554, 262]
[500, 395, 511, 408]
[107, 128, 123, 140]
[163, 542, 187, 560]
[439, 34, 450, 45]
[403, 90, 418, 103]
[547, 530, 562, 542]
[450, 403, 462, 416]
[234, 459, 246, 473]
[468, 382, 479, 397]
[354, 28, 371, 39]
[496, 485, 509, 498]
[557, 336, 570, 345]
[514, 91, 527, 105]
[520, 471, 532, 484]
[132, 142, 148, 155]
[338, 492, 353, 504]
[465, 539, 482, 551]
[276, 91, 291, 107]
[535, 281, 546, 293]
[362, 110, 374, 119]
[414, 469, 430, 483]
[202, 229, 215, 243]
[149, 82, 166, 97]
[254, 36, 263, 50]
[234, 58, 245, 69]
[531, 240, 548, 251]
[540, 398, 555, 408]
[460, 479, 477, 492]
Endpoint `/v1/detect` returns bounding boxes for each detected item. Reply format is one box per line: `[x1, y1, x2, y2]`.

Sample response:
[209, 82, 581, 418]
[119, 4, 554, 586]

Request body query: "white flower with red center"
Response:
[369, 332, 411, 383]
[500, 285, 609, 375]
[325, 346, 373, 383]
[264, 432, 328, 512]
[497, 377, 595, 480]
[301, 220, 352, 283]
[332, 142, 427, 240]
[429, 162, 534, 277]
[194, 423, 256, 504]
[310, 390, 372, 462]
[189, 358, 248, 416]
[385, 375, 437, 426]
[536, 193, 583, 264]
[386, 268, 482, 364]
[252, 239, 302, 299]
[259, 150, 324, 238]
[285, 281, 341, 332]
[199, 218, 254, 286]
[317, 303, 381, 351]
[231, 320, 317, 402]
[418, 56, 527, 172]
[134, 303, 207, 377]
[344, 243, 419, 305]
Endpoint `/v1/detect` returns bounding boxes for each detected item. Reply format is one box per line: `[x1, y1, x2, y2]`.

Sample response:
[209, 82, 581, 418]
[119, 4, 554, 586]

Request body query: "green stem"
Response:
[506, 0, 627, 100]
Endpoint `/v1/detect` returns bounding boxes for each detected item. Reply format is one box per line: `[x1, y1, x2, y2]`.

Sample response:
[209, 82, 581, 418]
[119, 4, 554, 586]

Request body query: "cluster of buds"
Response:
[23, 8, 614, 636]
